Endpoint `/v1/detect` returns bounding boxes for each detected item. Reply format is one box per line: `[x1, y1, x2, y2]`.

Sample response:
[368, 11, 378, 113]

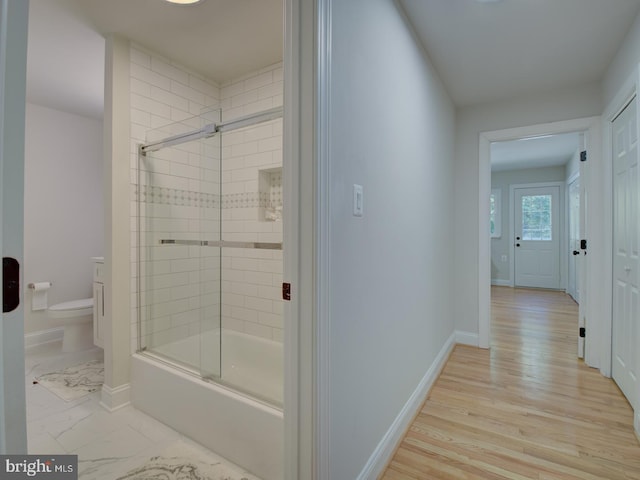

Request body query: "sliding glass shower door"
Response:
[138, 108, 222, 379]
[138, 106, 284, 406]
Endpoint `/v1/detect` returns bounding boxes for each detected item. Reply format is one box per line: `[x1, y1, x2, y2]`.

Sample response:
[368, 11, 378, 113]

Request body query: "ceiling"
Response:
[26, 0, 640, 119]
[490, 132, 581, 172]
[400, 0, 640, 107]
[27, 0, 283, 119]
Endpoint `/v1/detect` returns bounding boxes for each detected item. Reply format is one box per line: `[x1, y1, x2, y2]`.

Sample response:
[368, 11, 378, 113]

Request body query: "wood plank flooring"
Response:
[381, 287, 640, 480]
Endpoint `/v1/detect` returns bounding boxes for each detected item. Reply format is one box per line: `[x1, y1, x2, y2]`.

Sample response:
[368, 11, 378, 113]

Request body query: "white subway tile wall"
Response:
[220, 63, 284, 344]
[130, 41, 284, 357]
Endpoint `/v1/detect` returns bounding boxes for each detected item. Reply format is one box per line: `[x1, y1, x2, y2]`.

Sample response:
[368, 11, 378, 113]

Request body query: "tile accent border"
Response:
[137, 184, 282, 210]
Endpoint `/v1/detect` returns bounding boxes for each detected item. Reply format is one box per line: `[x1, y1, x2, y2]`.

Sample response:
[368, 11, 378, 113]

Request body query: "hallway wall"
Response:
[604, 10, 640, 107]
[326, 0, 455, 477]
[454, 83, 601, 336]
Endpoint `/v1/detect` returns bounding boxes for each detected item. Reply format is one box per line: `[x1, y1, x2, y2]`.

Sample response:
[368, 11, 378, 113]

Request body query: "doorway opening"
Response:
[478, 117, 600, 370]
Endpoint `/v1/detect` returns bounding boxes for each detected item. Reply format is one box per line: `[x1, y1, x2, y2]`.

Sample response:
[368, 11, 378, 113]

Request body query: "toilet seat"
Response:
[49, 298, 93, 319]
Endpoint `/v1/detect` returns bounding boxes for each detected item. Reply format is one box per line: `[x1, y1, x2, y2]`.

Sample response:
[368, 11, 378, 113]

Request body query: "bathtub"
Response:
[131, 329, 283, 480]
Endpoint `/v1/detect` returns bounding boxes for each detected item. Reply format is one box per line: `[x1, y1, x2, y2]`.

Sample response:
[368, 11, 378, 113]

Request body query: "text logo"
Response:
[1, 455, 77, 479]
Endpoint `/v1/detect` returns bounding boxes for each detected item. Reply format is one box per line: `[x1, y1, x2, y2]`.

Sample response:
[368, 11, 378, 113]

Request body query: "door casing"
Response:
[0, 0, 29, 454]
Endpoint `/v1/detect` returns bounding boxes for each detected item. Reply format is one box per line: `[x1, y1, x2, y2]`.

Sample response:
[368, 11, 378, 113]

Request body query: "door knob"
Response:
[516, 243, 520, 247]
[573, 250, 580, 255]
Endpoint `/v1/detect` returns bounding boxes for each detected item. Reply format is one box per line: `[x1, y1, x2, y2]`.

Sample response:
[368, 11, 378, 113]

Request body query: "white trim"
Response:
[99, 382, 131, 412]
[455, 330, 480, 347]
[508, 181, 565, 290]
[283, 0, 318, 478]
[316, 0, 331, 477]
[479, 116, 601, 360]
[491, 279, 511, 287]
[24, 328, 63, 349]
[356, 333, 456, 480]
[283, 0, 299, 478]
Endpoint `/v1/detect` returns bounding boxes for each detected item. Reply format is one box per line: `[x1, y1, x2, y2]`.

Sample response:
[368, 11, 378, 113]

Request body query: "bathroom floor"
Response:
[25, 341, 261, 480]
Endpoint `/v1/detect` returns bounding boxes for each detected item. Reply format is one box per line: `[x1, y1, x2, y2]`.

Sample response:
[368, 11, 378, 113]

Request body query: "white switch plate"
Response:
[353, 184, 364, 217]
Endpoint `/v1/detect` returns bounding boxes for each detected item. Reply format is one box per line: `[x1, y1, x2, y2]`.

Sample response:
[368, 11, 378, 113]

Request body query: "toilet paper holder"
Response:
[28, 282, 52, 289]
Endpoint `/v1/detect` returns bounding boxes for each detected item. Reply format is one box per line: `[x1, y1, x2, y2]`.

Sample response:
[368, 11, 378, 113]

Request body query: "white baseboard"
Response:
[356, 332, 456, 480]
[491, 279, 511, 287]
[24, 328, 63, 349]
[100, 383, 131, 412]
[455, 330, 479, 347]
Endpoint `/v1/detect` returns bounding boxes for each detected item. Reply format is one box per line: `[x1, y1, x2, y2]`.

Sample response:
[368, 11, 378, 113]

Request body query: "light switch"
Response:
[353, 184, 363, 217]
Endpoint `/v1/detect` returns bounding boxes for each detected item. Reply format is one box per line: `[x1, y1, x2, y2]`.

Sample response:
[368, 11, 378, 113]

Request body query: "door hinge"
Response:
[282, 282, 291, 301]
[580, 150, 587, 162]
[579, 327, 586, 338]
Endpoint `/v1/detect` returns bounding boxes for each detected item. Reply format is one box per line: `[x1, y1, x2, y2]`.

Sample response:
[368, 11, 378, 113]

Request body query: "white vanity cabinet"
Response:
[92, 257, 105, 348]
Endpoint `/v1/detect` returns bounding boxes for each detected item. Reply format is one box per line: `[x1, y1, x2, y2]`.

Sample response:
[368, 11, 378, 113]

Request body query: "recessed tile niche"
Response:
[259, 167, 282, 222]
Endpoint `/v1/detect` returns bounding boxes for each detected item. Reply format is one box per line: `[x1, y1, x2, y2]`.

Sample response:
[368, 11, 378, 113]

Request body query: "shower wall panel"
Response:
[220, 64, 284, 342]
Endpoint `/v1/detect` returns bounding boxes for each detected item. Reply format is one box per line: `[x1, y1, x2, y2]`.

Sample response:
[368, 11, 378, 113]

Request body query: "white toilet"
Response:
[48, 298, 94, 352]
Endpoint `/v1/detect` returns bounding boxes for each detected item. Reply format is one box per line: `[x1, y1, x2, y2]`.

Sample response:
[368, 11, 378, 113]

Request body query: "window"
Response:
[521, 194, 552, 240]
[490, 188, 501, 238]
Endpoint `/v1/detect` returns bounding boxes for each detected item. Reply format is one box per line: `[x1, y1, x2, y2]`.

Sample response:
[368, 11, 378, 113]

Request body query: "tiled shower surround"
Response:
[130, 42, 284, 358]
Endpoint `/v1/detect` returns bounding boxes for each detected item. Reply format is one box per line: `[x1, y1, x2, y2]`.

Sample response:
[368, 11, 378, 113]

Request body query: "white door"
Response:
[567, 176, 580, 302]
[0, 0, 29, 453]
[612, 96, 639, 409]
[514, 186, 561, 289]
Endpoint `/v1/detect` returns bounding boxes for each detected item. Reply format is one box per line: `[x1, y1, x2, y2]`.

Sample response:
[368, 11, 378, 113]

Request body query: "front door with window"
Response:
[514, 186, 561, 289]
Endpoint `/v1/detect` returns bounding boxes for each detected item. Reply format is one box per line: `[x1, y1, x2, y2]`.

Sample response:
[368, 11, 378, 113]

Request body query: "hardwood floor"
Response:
[381, 287, 640, 480]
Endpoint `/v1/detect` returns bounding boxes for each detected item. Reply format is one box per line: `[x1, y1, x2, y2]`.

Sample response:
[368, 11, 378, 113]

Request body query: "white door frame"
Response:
[509, 182, 565, 290]
[283, 0, 317, 478]
[602, 65, 640, 434]
[478, 116, 601, 370]
[0, 0, 29, 453]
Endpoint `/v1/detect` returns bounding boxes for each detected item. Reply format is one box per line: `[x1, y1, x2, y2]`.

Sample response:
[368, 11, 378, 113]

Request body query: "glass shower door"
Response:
[137, 109, 222, 379]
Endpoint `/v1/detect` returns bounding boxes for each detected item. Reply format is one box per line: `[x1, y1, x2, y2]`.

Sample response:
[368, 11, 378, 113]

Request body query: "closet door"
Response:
[612, 96, 639, 409]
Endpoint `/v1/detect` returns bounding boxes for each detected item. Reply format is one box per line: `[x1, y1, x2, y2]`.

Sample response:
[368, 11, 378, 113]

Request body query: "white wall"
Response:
[454, 83, 602, 335]
[604, 10, 640, 107]
[24, 103, 103, 334]
[490, 166, 566, 283]
[327, 0, 455, 477]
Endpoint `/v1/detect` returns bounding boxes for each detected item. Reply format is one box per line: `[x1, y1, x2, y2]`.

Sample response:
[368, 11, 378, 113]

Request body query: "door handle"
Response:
[3, 257, 20, 313]
[573, 250, 580, 255]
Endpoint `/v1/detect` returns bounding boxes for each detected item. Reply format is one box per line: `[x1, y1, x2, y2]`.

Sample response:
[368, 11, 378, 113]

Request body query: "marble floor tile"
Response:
[25, 340, 263, 480]
[114, 439, 260, 480]
[35, 360, 104, 401]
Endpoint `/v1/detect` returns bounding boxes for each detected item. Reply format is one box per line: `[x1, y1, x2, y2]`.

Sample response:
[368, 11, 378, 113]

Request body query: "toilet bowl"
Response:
[48, 298, 94, 352]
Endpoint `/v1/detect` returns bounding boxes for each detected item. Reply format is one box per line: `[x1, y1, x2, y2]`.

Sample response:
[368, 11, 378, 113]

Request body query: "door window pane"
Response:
[522, 194, 552, 240]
